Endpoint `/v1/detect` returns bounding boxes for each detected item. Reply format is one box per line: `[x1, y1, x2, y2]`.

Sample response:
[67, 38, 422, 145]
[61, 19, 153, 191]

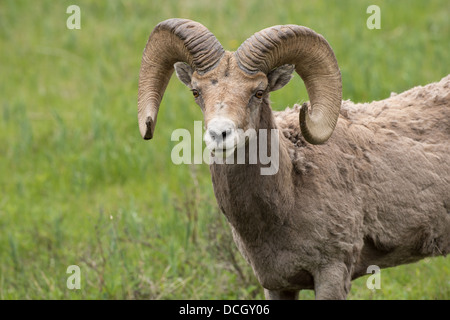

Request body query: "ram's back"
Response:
[340, 75, 450, 145]
[274, 75, 450, 264]
[275, 75, 449, 148]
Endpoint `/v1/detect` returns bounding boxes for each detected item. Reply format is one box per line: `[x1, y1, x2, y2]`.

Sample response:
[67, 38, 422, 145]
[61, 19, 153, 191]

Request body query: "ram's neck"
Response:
[209, 100, 296, 233]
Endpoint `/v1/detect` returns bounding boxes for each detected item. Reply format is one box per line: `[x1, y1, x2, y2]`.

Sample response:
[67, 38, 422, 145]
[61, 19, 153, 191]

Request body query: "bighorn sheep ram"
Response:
[137, 19, 450, 299]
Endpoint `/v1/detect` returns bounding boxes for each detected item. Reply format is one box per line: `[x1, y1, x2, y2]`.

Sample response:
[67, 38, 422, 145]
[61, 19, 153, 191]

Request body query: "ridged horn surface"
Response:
[138, 19, 224, 139]
[235, 25, 342, 144]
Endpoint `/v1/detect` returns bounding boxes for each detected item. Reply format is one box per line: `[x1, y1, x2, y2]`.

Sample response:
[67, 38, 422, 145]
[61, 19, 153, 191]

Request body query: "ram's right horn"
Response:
[138, 18, 225, 139]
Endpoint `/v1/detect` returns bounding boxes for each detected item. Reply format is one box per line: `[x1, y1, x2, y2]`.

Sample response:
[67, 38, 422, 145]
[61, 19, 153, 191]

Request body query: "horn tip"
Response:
[141, 116, 154, 140]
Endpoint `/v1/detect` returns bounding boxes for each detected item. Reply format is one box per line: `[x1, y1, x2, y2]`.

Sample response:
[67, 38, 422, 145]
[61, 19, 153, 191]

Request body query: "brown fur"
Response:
[211, 75, 450, 299]
[139, 19, 449, 299]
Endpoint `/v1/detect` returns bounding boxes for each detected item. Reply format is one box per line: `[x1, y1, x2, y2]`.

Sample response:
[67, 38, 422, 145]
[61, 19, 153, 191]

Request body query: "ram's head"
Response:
[138, 19, 342, 154]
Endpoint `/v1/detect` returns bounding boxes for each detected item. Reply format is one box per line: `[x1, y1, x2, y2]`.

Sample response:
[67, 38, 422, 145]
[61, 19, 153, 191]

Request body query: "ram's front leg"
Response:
[264, 289, 299, 300]
[313, 264, 351, 300]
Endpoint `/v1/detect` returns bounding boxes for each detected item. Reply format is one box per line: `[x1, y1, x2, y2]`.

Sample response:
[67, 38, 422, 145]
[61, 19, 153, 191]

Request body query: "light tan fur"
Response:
[138, 19, 450, 299]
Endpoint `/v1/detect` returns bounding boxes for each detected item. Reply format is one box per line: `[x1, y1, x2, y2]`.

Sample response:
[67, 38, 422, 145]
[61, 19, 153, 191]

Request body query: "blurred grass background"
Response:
[0, 0, 448, 299]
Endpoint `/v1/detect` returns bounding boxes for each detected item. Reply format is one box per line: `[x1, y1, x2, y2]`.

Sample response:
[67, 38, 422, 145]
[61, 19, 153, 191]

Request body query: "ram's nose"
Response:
[208, 127, 232, 143]
[204, 118, 237, 150]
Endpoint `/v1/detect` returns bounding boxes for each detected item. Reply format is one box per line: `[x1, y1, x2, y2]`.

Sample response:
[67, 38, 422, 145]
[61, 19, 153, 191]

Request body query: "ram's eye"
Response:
[192, 89, 200, 98]
[255, 90, 264, 99]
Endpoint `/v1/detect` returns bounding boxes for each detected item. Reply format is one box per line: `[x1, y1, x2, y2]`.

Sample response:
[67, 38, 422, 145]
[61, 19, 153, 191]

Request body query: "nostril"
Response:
[207, 124, 234, 143]
[209, 129, 219, 141]
[223, 128, 232, 139]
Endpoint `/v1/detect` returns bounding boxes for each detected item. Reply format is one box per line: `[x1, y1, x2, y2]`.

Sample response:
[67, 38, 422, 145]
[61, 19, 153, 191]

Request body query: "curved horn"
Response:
[138, 19, 225, 139]
[235, 25, 342, 144]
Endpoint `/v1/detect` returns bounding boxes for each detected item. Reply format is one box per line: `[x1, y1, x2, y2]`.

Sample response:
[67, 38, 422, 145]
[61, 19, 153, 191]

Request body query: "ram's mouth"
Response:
[210, 144, 237, 158]
[210, 135, 252, 159]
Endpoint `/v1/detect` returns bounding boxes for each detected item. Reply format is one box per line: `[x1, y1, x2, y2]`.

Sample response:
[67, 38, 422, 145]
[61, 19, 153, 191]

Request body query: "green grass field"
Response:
[0, 0, 448, 299]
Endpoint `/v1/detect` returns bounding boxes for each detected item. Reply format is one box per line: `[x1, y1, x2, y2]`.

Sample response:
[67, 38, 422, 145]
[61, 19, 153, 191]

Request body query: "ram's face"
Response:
[175, 53, 293, 156]
[139, 19, 342, 146]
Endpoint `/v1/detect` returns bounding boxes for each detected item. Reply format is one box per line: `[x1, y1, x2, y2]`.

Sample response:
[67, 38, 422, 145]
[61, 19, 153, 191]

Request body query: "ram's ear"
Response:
[174, 62, 194, 88]
[267, 64, 295, 92]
